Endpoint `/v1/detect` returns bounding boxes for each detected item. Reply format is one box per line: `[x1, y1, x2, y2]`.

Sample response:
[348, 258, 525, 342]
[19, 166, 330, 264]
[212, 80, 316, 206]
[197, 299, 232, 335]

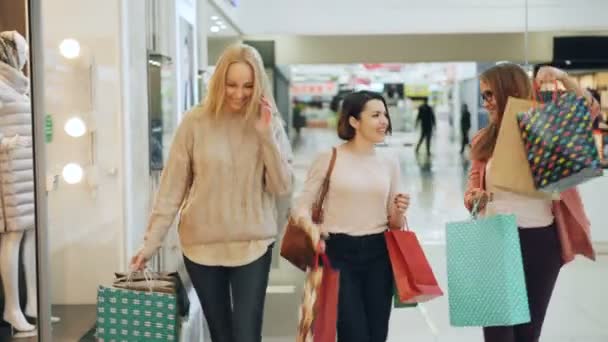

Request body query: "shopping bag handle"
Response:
[403, 215, 411, 231]
[313, 243, 333, 270]
[532, 80, 559, 108]
[471, 199, 481, 219]
[125, 268, 155, 292]
[388, 214, 411, 231]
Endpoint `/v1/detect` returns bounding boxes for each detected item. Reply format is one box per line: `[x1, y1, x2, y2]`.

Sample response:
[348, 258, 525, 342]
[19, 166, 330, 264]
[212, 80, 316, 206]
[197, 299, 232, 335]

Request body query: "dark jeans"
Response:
[416, 129, 433, 155]
[460, 129, 470, 153]
[483, 223, 562, 342]
[183, 245, 273, 342]
[326, 232, 394, 342]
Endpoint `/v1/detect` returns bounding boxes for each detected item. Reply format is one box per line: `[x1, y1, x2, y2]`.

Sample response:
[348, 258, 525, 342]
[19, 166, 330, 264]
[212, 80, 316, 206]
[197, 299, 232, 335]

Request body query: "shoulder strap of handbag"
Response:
[311, 147, 337, 224]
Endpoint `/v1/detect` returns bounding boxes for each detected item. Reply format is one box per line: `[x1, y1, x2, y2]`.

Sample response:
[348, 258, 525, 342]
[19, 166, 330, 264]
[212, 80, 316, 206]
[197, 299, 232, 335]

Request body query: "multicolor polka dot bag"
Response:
[516, 91, 603, 194]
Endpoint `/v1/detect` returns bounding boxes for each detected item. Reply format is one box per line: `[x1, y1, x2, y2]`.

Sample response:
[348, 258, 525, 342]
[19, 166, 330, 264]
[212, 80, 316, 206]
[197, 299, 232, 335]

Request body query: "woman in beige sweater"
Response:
[294, 91, 410, 341]
[131, 44, 293, 342]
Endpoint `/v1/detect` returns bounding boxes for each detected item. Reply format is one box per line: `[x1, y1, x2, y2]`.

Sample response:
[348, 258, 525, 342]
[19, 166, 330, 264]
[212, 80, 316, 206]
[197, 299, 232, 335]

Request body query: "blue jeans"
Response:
[326, 232, 394, 342]
[183, 245, 272, 342]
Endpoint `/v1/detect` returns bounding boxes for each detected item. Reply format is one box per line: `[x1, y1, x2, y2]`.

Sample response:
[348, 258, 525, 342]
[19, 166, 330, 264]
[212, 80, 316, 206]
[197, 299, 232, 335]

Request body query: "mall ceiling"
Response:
[230, 0, 607, 35]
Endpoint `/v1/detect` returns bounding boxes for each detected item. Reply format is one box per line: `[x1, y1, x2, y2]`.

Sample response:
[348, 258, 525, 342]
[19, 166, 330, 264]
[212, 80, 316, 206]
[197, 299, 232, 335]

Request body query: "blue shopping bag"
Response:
[445, 205, 530, 327]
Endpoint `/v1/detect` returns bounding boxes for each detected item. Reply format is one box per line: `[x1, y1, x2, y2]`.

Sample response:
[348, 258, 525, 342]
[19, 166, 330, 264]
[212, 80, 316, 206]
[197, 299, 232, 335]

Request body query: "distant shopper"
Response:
[415, 98, 436, 156]
[294, 91, 410, 342]
[460, 104, 472, 154]
[131, 43, 293, 342]
[465, 63, 599, 342]
[292, 100, 306, 136]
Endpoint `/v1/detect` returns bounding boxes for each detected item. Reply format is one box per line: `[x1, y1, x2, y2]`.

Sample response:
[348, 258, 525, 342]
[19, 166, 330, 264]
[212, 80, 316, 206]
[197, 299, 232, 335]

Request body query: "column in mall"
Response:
[242, 40, 293, 270]
[0, 30, 37, 335]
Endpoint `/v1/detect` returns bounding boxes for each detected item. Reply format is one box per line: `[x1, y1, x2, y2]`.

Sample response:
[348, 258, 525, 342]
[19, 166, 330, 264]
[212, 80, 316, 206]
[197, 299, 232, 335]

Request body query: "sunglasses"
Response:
[480, 90, 494, 103]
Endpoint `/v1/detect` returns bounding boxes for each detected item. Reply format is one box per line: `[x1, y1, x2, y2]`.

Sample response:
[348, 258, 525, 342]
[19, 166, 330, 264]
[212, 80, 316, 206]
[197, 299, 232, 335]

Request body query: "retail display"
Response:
[517, 92, 603, 193]
[594, 128, 608, 168]
[0, 30, 39, 337]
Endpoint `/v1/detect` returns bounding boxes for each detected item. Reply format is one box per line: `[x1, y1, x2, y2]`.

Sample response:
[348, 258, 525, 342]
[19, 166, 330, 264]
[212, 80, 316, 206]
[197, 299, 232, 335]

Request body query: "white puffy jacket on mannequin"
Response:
[0, 64, 35, 234]
[0, 30, 37, 334]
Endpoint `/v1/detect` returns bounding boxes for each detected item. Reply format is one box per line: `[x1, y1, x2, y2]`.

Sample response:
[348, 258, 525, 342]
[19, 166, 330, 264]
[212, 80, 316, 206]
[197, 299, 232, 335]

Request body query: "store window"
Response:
[0, 0, 42, 339]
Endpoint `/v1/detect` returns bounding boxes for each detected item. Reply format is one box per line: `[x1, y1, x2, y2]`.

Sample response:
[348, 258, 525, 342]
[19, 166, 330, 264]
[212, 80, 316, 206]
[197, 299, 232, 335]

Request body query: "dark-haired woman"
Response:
[294, 90, 410, 341]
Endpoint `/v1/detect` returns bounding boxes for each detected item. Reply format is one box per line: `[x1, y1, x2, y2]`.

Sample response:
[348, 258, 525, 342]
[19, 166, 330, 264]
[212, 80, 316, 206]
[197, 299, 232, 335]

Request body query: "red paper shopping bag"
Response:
[385, 224, 443, 303]
[312, 253, 340, 342]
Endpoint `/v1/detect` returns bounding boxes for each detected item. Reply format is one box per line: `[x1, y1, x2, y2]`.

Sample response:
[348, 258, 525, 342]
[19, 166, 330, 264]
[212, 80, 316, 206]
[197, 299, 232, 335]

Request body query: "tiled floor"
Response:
[264, 123, 608, 342]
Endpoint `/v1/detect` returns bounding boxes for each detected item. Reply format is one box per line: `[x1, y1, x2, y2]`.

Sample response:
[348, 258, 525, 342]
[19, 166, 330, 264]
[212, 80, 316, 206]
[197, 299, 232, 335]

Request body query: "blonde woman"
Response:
[131, 44, 293, 342]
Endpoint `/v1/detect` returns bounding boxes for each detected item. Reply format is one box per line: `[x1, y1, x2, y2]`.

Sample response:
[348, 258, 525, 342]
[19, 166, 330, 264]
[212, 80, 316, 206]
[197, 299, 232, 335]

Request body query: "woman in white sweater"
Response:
[294, 91, 410, 341]
[131, 44, 293, 342]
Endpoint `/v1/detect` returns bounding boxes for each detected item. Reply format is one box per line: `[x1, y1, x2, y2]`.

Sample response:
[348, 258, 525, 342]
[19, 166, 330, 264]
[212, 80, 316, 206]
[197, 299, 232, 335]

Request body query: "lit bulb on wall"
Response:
[62, 163, 83, 184]
[59, 39, 81, 59]
[210, 26, 220, 33]
[64, 117, 87, 137]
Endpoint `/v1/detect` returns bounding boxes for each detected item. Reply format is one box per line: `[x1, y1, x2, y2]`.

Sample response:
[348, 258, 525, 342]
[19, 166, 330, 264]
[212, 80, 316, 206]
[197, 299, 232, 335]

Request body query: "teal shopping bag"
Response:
[445, 210, 530, 327]
[96, 285, 178, 341]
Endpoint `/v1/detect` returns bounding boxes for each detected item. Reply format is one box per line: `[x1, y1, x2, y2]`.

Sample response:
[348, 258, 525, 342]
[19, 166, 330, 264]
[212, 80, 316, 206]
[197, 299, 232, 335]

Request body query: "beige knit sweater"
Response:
[140, 107, 293, 266]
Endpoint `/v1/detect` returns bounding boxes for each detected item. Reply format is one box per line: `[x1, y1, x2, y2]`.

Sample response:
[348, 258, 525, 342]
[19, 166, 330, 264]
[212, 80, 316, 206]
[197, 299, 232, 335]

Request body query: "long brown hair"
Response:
[471, 63, 533, 161]
[201, 43, 277, 121]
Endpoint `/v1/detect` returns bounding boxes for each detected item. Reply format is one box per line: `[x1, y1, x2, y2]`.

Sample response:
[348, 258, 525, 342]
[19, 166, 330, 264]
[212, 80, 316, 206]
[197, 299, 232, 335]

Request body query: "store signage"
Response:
[363, 63, 403, 72]
[291, 82, 338, 96]
[45, 114, 53, 143]
[405, 84, 430, 98]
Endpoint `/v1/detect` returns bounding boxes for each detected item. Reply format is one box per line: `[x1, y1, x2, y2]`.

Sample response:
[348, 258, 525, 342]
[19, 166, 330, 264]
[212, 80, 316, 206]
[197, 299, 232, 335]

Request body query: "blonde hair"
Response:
[201, 43, 277, 121]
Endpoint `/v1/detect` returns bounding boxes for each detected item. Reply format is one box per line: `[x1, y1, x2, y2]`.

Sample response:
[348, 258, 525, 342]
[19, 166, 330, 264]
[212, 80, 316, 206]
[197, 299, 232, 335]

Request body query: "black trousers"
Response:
[483, 223, 562, 342]
[183, 245, 273, 342]
[416, 129, 433, 155]
[326, 232, 394, 342]
[460, 129, 470, 153]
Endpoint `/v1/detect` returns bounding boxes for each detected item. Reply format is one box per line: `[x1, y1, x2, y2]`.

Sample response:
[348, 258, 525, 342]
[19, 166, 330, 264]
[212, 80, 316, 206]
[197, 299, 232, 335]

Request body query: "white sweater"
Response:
[294, 147, 402, 236]
[0, 62, 34, 232]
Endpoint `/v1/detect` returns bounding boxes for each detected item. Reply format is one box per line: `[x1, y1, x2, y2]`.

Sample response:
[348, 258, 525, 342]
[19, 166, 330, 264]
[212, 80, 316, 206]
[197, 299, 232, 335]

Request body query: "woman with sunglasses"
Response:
[465, 63, 599, 342]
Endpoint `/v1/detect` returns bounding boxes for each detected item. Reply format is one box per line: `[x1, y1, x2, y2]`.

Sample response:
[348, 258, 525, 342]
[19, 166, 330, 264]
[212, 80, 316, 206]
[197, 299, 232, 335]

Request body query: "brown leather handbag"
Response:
[280, 147, 337, 271]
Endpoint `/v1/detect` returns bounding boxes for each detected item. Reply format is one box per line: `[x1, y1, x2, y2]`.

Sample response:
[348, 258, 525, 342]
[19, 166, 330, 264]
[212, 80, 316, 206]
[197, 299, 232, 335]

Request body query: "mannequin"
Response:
[0, 30, 44, 335]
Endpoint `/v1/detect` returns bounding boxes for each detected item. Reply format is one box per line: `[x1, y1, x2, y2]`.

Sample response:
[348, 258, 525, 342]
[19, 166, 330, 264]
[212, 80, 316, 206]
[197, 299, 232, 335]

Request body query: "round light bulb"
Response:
[210, 26, 220, 33]
[211, 16, 219, 21]
[64, 117, 87, 137]
[59, 39, 81, 59]
[62, 163, 83, 184]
